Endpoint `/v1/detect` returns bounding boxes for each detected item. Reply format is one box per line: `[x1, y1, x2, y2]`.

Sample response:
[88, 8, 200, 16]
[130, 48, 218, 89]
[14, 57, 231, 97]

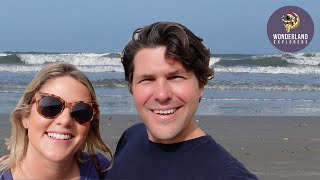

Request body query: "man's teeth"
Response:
[154, 108, 176, 115]
[47, 133, 72, 140]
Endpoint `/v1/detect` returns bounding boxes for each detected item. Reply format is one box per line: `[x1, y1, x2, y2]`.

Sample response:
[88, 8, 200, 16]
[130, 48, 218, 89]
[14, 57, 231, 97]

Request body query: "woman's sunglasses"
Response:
[30, 92, 99, 124]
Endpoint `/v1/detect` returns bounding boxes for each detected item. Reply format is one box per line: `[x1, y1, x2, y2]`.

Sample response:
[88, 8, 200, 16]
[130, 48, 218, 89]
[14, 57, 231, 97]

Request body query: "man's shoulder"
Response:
[127, 122, 146, 130]
[114, 123, 147, 153]
[124, 122, 146, 136]
[191, 136, 258, 179]
[199, 136, 243, 164]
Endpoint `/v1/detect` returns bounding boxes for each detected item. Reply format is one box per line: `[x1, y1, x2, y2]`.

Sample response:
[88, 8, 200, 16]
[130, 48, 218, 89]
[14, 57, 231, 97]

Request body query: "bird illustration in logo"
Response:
[282, 12, 300, 33]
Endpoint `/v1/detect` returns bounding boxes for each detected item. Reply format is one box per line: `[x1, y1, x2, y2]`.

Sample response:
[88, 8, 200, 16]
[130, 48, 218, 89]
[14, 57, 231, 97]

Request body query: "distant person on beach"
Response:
[106, 21, 258, 179]
[0, 63, 111, 179]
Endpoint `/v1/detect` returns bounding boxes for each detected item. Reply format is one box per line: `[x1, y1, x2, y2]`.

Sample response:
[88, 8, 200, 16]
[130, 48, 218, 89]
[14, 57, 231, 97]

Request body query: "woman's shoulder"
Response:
[79, 151, 110, 179]
[80, 151, 110, 168]
[0, 169, 12, 180]
[94, 152, 111, 169]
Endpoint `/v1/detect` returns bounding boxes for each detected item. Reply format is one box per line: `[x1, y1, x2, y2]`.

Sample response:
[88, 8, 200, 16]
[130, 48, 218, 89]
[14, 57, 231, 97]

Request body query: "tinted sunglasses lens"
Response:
[38, 96, 63, 118]
[71, 103, 94, 124]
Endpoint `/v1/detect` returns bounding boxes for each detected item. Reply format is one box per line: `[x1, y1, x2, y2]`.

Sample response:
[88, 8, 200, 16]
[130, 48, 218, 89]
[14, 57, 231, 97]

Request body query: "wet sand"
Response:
[1, 114, 319, 180]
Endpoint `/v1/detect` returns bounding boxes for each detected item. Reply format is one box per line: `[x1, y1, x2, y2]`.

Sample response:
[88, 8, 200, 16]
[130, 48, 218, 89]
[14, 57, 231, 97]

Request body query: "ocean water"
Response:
[0, 52, 319, 116]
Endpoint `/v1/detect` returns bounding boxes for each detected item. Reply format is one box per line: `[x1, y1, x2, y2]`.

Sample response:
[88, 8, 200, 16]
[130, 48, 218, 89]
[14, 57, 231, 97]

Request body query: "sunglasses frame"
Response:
[30, 92, 99, 124]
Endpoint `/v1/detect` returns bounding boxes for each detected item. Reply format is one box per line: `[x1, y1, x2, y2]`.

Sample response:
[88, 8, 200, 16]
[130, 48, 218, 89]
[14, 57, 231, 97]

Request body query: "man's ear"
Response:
[200, 86, 204, 97]
[199, 83, 204, 98]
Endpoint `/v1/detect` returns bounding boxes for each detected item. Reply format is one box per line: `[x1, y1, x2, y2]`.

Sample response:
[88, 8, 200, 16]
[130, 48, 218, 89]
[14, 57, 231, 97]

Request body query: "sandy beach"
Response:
[1, 114, 319, 180]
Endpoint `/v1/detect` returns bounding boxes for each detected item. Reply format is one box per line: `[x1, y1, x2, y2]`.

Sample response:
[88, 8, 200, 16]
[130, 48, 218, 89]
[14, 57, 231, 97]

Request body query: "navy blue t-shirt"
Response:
[0, 152, 109, 180]
[106, 123, 258, 180]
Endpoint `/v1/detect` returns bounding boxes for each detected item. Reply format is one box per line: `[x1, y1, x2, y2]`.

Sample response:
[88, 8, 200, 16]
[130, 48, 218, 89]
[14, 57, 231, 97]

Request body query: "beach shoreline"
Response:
[1, 114, 319, 179]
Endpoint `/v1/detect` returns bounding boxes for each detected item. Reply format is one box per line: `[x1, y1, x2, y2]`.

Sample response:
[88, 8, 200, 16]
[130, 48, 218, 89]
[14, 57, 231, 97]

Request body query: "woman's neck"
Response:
[12, 149, 80, 179]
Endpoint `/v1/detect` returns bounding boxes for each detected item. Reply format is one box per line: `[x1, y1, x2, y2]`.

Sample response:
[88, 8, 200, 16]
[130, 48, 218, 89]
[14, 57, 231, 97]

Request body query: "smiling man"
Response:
[106, 22, 258, 179]
[131, 46, 205, 144]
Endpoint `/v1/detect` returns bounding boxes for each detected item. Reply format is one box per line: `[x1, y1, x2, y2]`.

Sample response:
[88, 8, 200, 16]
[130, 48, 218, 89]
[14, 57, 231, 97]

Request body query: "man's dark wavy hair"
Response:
[121, 21, 214, 92]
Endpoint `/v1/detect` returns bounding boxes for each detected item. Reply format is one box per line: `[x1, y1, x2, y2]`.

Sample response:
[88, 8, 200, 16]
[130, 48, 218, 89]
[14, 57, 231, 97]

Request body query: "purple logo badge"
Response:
[267, 6, 314, 52]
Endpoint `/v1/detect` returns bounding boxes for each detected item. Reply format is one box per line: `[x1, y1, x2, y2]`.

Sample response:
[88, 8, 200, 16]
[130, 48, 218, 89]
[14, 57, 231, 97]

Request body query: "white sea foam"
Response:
[207, 98, 320, 102]
[17, 53, 221, 67]
[1, 52, 319, 74]
[18, 53, 122, 66]
[1, 63, 319, 74]
[0, 65, 43, 72]
[286, 52, 320, 66]
[216, 66, 320, 74]
[251, 54, 282, 60]
[209, 57, 220, 66]
[0, 64, 124, 73]
[252, 52, 320, 66]
[0, 53, 9, 57]
[78, 65, 124, 73]
[207, 82, 320, 91]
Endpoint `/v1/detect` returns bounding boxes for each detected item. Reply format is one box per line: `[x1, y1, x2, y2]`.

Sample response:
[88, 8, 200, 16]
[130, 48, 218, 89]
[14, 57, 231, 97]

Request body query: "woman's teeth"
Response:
[47, 132, 72, 140]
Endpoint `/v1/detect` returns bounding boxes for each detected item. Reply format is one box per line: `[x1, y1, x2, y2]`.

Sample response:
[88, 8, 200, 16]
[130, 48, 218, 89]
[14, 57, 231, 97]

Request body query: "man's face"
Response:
[131, 46, 204, 144]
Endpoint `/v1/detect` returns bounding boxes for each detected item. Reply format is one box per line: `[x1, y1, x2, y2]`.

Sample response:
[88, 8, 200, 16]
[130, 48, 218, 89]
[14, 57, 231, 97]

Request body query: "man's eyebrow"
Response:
[134, 74, 155, 80]
[167, 69, 187, 76]
[134, 69, 187, 80]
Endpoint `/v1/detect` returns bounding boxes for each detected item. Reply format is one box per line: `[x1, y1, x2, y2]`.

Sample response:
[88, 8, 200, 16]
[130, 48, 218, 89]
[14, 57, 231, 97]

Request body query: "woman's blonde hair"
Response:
[0, 62, 112, 172]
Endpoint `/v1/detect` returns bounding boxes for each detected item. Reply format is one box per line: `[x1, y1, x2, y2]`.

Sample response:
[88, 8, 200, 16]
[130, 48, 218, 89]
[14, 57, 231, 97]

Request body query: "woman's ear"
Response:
[22, 115, 29, 129]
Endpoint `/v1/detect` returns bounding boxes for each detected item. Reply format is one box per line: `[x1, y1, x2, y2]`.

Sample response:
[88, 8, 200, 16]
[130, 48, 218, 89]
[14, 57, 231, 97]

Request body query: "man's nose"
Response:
[153, 79, 172, 103]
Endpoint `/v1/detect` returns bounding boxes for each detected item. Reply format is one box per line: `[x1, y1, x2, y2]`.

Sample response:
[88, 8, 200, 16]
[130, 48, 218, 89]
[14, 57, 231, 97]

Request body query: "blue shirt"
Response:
[0, 152, 109, 180]
[106, 123, 258, 180]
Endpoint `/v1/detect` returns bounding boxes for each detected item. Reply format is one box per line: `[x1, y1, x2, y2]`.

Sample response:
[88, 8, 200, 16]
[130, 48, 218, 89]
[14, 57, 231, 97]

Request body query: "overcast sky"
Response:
[0, 0, 319, 54]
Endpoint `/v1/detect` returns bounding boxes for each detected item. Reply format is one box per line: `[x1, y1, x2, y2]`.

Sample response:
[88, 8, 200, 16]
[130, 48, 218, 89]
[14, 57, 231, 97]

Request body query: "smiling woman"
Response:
[0, 62, 112, 179]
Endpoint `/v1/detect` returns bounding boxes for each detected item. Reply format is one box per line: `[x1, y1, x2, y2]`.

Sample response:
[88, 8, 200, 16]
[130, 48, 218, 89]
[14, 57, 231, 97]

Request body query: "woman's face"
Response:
[23, 76, 92, 162]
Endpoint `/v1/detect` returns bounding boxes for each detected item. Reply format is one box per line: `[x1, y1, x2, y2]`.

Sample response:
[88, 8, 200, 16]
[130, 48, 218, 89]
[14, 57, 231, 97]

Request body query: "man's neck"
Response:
[148, 120, 206, 144]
